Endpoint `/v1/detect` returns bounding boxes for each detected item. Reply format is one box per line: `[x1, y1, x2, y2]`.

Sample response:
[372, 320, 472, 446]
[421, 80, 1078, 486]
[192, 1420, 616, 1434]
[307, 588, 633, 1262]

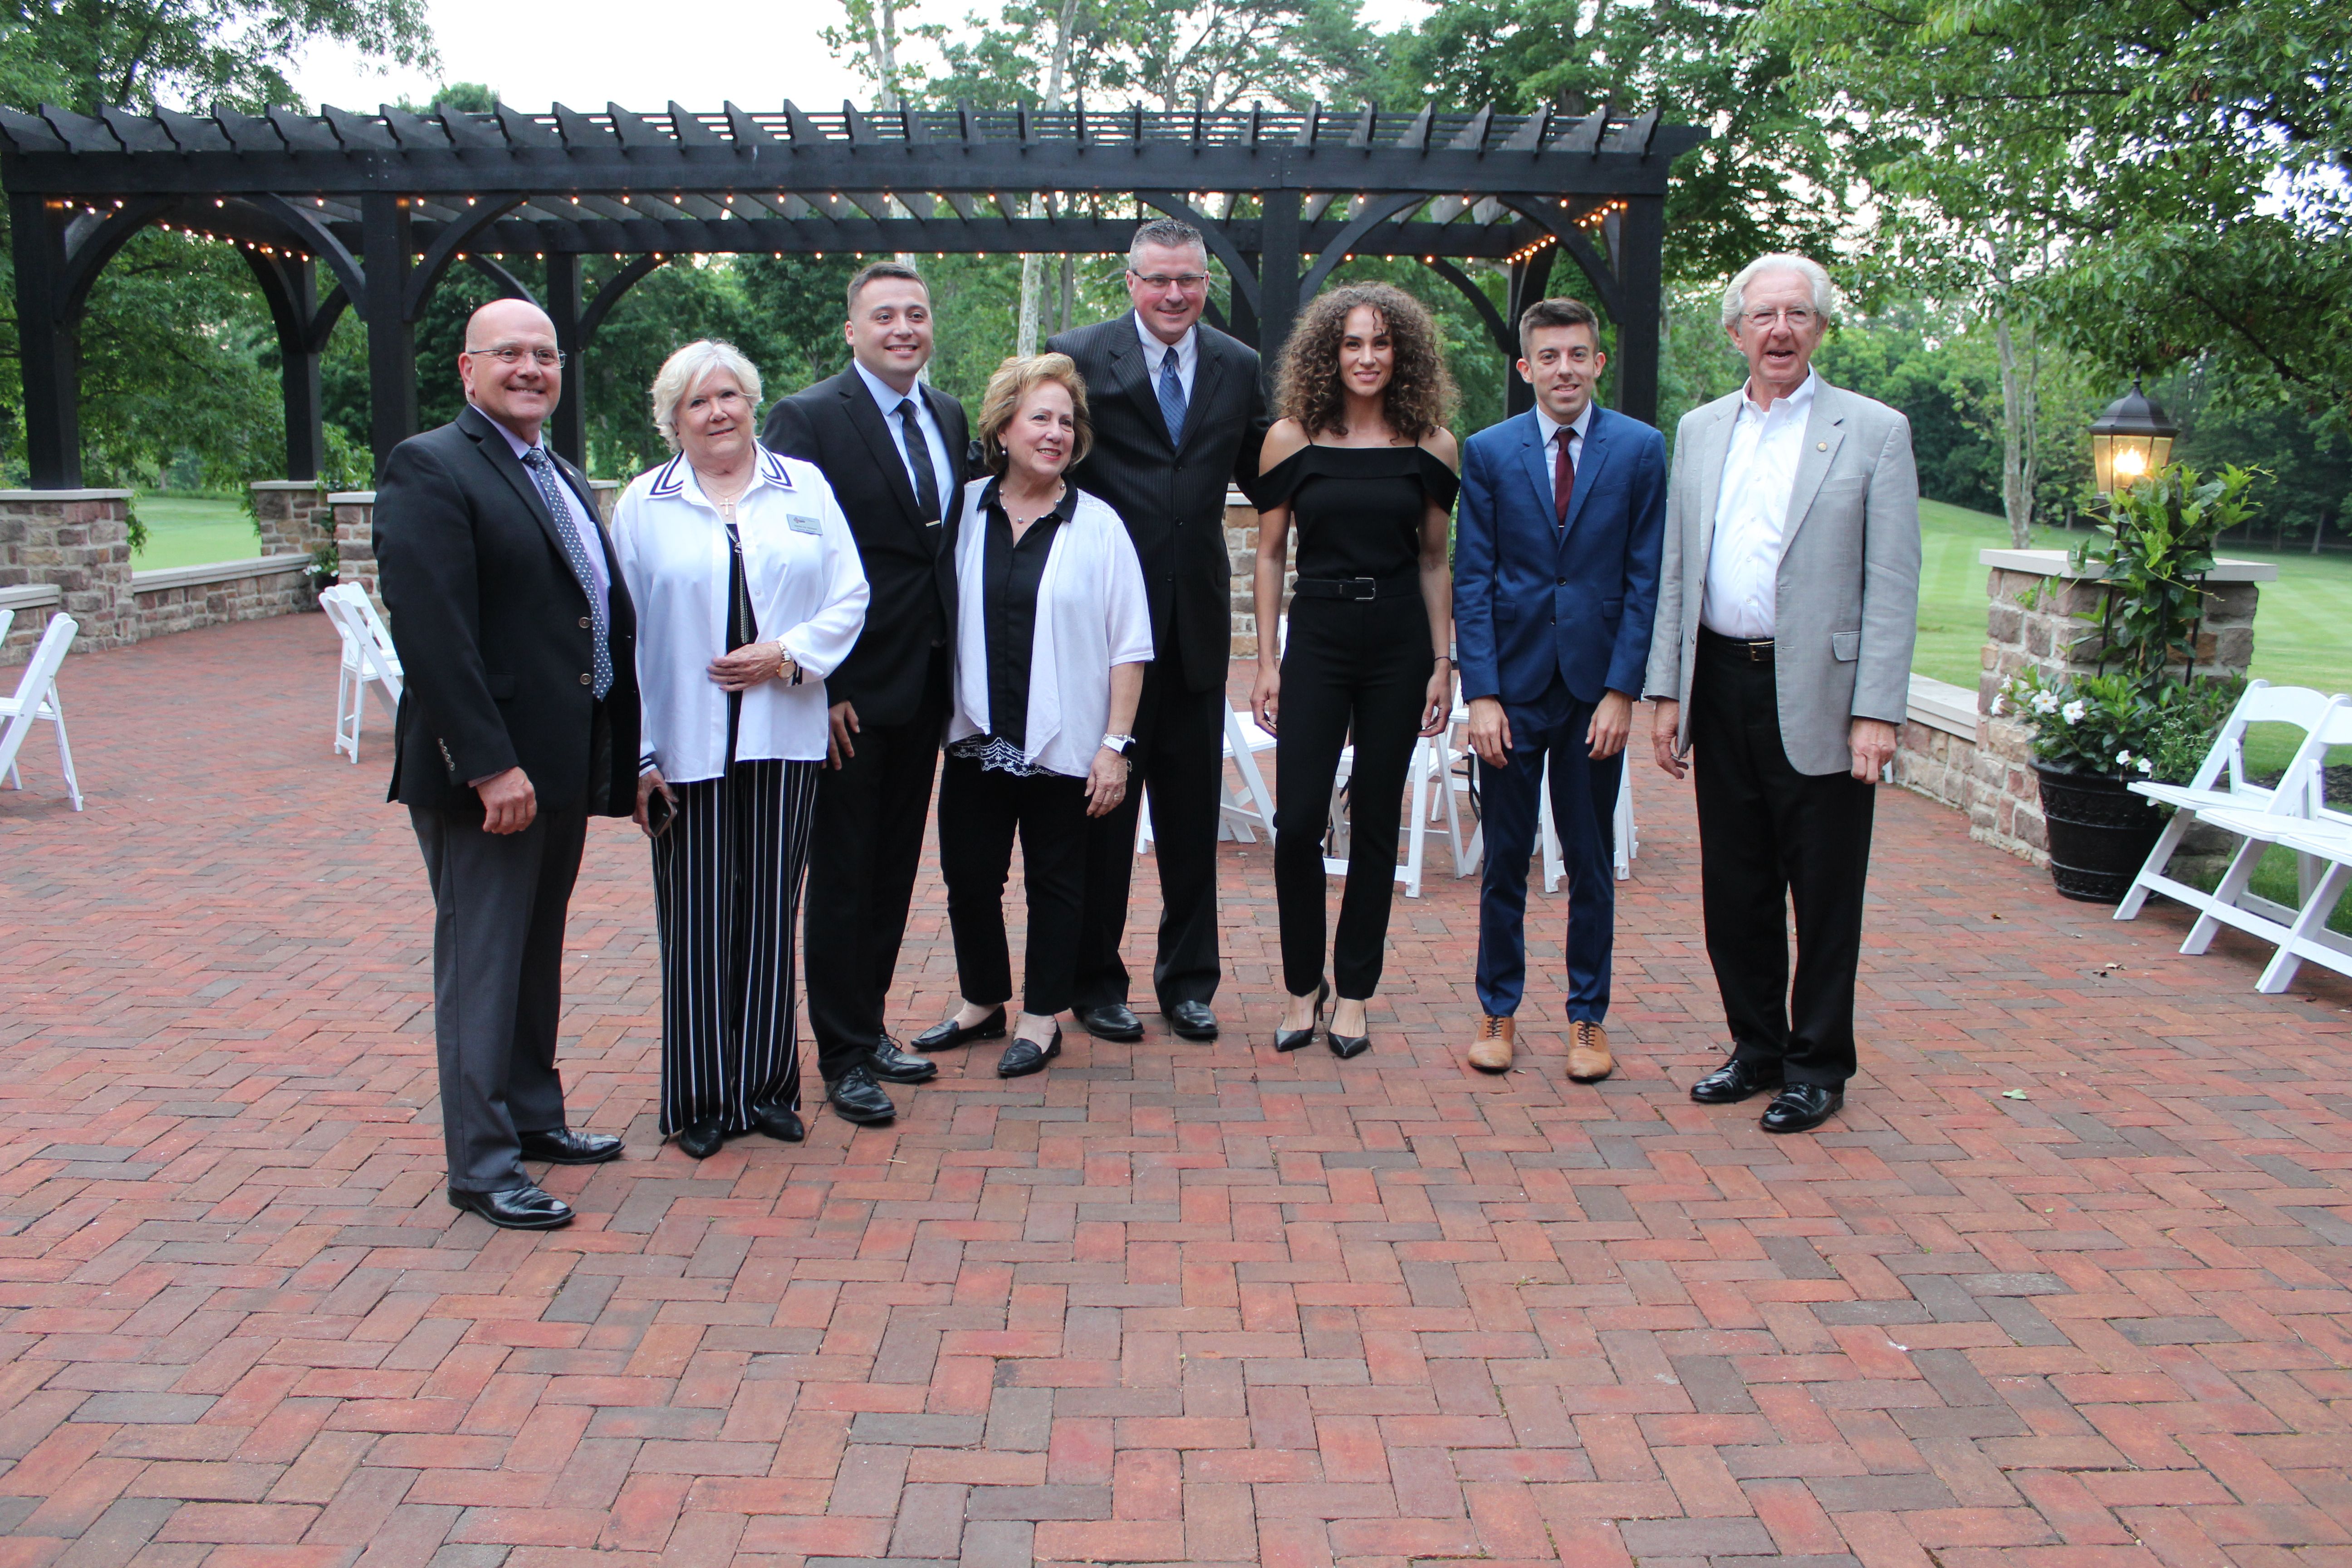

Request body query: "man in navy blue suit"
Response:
[1454, 298, 1666, 1080]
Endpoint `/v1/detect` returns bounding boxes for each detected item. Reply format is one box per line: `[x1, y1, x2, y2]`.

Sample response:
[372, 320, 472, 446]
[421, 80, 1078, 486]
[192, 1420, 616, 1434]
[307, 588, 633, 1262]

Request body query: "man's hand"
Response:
[1650, 700, 1687, 779]
[1587, 691, 1633, 759]
[633, 765, 677, 839]
[1849, 717, 1897, 782]
[1466, 696, 1513, 768]
[827, 701, 859, 769]
[477, 766, 537, 834]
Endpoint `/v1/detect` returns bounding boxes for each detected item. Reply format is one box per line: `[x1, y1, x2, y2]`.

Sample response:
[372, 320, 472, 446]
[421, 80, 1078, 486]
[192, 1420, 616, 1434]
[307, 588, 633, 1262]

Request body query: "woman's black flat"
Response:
[914, 1005, 1008, 1050]
[996, 1026, 1063, 1078]
[1274, 981, 1329, 1053]
[677, 1117, 726, 1159]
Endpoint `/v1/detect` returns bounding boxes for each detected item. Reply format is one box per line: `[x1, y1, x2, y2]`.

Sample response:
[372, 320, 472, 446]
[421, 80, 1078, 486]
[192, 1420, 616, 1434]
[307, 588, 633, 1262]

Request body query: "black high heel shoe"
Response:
[1327, 998, 1371, 1060]
[1274, 982, 1328, 1052]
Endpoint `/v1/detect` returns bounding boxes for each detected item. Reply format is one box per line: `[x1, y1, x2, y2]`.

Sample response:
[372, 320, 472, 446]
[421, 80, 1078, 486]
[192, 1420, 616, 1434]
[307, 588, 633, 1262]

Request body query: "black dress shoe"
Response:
[449, 1184, 573, 1230]
[1166, 1000, 1219, 1040]
[1075, 1002, 1143, 1041]
[750, 1102, 804, 1142]
[1688, 1057, 1785, 1104]
[517, 1127, 624, 1165]
[913, 1006, 1006, 1050]
[1327, 1015, 1371, 1060]
[825, 1065, 897, 1124]
[869, 1033, 941, 1083]
[676, 1117, 726, 1159]
[1275, 982, 1328, 1053]
[1760, 1083, 1843, 1135]
[997, 1026, 1063, 1078]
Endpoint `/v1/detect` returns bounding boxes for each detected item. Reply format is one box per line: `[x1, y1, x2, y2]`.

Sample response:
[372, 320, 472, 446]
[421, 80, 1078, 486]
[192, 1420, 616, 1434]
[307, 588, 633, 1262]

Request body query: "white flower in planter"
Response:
[2061, 699, 2087, 725]
[2032, 691, 2062, 715]
[2136, 755, 2154, 775]
[2117, 750, 2134, 766]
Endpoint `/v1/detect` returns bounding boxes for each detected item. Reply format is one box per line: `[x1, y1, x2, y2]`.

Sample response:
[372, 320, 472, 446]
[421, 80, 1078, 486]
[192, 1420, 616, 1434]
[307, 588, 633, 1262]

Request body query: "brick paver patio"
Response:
[3, 613, 2349, 1568]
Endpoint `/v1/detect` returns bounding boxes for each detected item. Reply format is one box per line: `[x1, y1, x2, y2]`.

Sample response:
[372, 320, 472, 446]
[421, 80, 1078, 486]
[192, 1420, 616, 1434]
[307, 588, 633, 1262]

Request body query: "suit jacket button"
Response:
[578, 616, 590, 629]
[1556, 576, 1567, 586]
[579, 672, 591, 685]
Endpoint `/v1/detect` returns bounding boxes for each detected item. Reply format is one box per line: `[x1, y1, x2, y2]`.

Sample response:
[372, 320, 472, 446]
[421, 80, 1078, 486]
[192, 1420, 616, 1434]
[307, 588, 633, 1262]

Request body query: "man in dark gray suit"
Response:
[1048, 219, 1268, 1043]
[1644, 255, 1921, 1135]
[376, 299, 638, 1228]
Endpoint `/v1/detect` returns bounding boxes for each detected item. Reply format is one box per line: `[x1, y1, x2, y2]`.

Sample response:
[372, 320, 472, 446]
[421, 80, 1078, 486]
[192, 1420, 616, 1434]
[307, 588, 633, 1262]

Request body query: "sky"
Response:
[292, 0, 1434, 116]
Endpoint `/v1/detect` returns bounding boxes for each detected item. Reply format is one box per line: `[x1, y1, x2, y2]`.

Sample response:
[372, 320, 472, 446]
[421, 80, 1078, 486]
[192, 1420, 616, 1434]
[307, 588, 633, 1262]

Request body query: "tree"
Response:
[0, 0, 435, 114]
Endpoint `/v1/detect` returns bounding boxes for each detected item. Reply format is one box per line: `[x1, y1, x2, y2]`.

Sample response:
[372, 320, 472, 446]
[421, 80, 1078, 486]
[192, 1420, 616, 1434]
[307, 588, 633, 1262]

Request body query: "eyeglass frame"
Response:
[1737, 306, 1821, 333]
[464, 343, 568, 368]
[1126, 270, 1211, 292]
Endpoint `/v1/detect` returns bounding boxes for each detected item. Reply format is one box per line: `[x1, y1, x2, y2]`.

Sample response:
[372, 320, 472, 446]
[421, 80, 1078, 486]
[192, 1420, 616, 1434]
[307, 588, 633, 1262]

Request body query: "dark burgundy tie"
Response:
[1553, 428, 1575, 524]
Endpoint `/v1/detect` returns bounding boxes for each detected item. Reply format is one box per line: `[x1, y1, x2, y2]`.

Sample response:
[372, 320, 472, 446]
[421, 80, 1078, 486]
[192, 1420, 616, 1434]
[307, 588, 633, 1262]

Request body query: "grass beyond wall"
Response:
[133, 494, 261, 571]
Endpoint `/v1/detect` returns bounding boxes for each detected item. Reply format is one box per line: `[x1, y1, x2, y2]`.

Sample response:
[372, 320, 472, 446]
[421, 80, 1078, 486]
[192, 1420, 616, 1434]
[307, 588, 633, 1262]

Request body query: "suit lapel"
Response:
[1690, 392, 1740, 574]
[838, 375, 929, 529]
[1514, 411, 1554, 525]
[460, 406, 574, 564]
[1178, 334, 1229, 456]
[1560, 408, 1611, 542]
[1779, 383, 1849, 563]
[1107, 327, 1172, 452]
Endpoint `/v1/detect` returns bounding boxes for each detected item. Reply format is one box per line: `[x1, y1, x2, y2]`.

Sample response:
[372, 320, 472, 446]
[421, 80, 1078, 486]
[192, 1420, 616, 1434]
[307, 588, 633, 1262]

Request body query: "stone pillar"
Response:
[1970, 547, 2276, 862]
[0, 489, 137, 653]
[330, 492, 381, 618]
[1225, 486, 1293, 662]
[249, 480, 334, 560]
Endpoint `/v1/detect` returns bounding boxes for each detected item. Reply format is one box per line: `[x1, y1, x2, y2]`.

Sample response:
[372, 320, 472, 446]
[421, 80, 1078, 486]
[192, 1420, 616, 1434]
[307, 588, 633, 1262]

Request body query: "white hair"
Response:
[649, 339, 764, 452]
[1720, 254, 1838, 330]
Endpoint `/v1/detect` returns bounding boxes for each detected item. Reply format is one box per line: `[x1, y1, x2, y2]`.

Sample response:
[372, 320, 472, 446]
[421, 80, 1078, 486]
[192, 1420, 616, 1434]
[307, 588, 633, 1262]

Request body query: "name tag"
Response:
[787, 513, 822, 535]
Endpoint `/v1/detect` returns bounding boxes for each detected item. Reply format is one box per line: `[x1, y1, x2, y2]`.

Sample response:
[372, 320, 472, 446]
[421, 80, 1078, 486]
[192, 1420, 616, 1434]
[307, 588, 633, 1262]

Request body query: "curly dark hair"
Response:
[1274, 282, 1456, 442]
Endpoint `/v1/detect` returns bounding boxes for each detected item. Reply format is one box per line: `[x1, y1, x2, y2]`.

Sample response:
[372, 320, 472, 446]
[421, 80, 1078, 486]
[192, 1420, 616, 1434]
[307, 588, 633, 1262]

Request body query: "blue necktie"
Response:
[1157, 348, 1188, 447]
[521, 446, 612, 699]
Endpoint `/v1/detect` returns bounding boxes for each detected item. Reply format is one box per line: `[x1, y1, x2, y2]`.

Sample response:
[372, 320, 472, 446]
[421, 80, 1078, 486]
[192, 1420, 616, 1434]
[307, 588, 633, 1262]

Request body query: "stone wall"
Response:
[0, 491, 139, 655]
[250, 480, 336, 559]
[132, 557, 313, 638]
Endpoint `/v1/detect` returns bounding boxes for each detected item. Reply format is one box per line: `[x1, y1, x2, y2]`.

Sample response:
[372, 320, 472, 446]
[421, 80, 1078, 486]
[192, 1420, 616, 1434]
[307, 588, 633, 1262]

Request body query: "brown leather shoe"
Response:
[1467, 1014, 1514, 1074]
[1567, 1020, 1614, 1083]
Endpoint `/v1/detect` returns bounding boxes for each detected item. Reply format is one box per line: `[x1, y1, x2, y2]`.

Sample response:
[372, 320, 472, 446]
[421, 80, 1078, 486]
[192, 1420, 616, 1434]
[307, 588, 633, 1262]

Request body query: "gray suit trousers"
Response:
[411, 803, 587, 1193]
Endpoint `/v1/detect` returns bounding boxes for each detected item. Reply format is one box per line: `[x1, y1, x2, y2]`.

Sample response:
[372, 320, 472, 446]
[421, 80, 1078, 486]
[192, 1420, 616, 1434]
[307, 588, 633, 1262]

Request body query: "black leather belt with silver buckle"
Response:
[1700, 628, 1775, 662]
[1292, 573, 1416, 602]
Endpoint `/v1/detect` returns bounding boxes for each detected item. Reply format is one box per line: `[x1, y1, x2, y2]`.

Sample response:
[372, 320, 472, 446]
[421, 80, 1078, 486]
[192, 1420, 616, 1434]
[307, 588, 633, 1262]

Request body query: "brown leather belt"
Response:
[1699, 627, 1775, 662]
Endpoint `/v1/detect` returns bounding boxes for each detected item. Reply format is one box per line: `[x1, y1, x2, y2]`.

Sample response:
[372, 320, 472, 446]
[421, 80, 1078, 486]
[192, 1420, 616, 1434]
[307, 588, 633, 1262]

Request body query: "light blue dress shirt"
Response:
[854, 360, 956, 519]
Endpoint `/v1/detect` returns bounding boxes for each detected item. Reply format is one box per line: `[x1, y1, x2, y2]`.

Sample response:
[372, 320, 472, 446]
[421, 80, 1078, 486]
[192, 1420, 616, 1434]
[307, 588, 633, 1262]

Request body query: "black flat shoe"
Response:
[1166, 1000, 1220, 1040]
[517, 1127, 624, 1165]
[1689, 1057, 1785, 1105]
[1760, 1084, 1843, 1135]
[676, 1117, 726, 1160]
[449, 1184, 573, 1230]
[825, 1065, 897, 1125]
[870, 1033, 941, 1083]
[1075, 1002, 1143, 1042]
[749, 1101, 804, 1142]
[996, 1027, 1063, 1078]
[913, 1006, 1006, 1051]
[1275, 982, 1328, 1053]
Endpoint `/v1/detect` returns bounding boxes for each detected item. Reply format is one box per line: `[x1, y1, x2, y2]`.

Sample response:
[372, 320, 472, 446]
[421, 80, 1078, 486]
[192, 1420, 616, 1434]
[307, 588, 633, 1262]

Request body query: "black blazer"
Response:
[762, 369, 969, 727]
[375, 404, 642, 817]
[1049, 315, 1268, 692]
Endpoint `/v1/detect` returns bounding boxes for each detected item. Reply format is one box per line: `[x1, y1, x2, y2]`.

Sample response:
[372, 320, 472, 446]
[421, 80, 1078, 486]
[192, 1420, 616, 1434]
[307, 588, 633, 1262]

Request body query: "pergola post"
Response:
[243, 252, 326, 481]
[362, 194, 415, 475]
[1612, 196, 1666, 429]
[10, 192, 78, 488]
[1255, 194, 1302, 383]
[544, 252, 587, 469]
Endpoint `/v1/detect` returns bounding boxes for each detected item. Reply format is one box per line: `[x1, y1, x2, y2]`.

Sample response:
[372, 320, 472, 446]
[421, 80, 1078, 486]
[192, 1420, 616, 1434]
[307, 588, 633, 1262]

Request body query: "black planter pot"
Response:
[2033, 763, 2166, 903]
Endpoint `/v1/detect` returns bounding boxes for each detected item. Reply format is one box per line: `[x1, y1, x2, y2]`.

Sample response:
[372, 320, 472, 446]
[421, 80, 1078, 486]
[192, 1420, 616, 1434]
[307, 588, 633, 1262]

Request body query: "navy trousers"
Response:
[1473, 675, 1622, 1022]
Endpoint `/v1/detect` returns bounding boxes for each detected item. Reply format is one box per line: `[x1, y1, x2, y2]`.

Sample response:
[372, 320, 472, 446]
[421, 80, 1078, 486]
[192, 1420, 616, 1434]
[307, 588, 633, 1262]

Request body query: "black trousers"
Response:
[802, 684, 946, 1077]
[1073, 662, 1225, 1011]
[649, 760, 820, 1133]
[1690, 633, 1877, 1088]
[1272, 594, 1434, 999]
[412, 800, 587, 1194]
[938, 753, 1089, 1016]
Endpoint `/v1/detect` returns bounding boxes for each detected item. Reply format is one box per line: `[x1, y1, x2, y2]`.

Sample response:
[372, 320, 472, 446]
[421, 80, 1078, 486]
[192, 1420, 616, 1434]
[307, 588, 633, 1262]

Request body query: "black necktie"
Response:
[898, 397, 942, 523]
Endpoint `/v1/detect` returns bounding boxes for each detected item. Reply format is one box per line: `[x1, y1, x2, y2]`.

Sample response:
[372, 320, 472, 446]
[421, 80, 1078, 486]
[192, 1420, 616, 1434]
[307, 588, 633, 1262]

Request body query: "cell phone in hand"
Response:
[645, 787, 676, 838]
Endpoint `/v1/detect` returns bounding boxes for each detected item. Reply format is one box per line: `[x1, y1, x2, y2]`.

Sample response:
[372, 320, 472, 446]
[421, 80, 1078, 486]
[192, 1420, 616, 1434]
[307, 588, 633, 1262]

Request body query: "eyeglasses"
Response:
[1740, 307, 1818, 332]
[1130, 272, 1210, 292]
[466, 344, 565, 367]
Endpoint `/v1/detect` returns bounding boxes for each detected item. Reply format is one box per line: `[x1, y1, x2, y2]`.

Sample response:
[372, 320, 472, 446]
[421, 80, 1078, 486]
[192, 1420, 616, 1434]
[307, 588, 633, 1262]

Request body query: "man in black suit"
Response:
[1048, 218, 1268, 1043]
[375, 299, 638, 1230]
[761, 262, 966, 1120]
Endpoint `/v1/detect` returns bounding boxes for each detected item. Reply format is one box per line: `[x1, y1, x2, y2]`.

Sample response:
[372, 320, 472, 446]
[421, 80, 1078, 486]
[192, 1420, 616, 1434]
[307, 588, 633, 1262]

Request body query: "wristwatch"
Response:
[1100, 732, 1136, 757]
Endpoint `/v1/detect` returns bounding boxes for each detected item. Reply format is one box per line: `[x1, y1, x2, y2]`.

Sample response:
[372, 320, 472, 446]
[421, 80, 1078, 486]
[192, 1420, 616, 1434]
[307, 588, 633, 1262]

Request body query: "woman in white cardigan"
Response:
[911, 353, 1152, 1079]
[614, 340, 869, 1158]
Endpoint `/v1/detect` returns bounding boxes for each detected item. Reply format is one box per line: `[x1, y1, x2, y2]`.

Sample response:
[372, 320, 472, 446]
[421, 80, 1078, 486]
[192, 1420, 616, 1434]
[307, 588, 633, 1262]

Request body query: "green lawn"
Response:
[132, 493, 263, 571]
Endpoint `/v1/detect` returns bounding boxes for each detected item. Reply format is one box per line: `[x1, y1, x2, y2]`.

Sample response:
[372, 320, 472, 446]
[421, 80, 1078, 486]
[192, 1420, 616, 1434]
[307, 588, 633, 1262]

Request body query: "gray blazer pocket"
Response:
[1831, 631, 1861, 662]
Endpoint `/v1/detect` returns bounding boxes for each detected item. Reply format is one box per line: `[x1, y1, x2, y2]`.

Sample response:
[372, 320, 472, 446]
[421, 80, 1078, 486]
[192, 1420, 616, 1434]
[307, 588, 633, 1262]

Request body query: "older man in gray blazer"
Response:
[1644, 254, 1921, 1134]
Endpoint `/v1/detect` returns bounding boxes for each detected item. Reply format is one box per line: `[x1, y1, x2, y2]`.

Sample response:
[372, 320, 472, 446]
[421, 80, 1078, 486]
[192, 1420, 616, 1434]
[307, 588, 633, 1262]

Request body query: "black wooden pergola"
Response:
[0, 100, 1701, 486]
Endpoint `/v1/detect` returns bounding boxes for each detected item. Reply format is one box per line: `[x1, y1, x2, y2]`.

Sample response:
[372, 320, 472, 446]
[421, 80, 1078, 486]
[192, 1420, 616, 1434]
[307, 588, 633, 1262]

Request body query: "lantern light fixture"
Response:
[2087, 379, 2179, 496]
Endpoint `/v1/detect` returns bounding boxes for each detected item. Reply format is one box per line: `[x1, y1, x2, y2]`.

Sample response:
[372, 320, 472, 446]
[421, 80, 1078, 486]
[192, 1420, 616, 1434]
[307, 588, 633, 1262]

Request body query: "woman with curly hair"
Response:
[1248, 282, 1460, 1058]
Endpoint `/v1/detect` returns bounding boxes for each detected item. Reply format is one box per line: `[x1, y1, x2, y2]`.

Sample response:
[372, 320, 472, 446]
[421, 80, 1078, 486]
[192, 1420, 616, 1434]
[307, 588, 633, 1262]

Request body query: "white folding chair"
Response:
[2176, 702, 2352, 986]
[324, 583, 402, 761]
[1136, 698, 1283, 851]
[320, 588, 367, 761]
[0, 613, 83, 811]
[0, 608, 14, 647]
[2117, 682, 2343, 922]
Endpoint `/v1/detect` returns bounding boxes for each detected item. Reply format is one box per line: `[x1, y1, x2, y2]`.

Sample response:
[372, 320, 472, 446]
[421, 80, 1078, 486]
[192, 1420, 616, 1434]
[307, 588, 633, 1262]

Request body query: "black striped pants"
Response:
[649, 759, 820, 1134]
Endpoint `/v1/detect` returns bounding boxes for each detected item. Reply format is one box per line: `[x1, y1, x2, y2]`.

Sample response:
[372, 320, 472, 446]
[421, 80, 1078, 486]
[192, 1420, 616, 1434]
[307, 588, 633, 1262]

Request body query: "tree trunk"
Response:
[1015, 0, 1083, 357]
[1995, 307, 2038, 549]
[866, 0, 902, 110]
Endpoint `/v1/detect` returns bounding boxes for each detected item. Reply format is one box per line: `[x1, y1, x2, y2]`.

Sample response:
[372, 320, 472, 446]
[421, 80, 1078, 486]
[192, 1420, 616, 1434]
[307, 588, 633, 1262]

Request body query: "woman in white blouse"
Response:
[910, 353, 1152, 1079]
[613, 340, 869, 1159]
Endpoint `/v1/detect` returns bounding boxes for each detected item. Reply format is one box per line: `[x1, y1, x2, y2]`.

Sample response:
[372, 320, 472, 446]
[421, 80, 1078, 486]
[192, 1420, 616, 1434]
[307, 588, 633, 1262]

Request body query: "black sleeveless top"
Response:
[1257, 444, 1460, 582]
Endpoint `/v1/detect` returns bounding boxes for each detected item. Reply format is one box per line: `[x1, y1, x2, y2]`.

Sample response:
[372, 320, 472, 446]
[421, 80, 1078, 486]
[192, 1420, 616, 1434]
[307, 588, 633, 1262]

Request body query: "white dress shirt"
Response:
[1534, 400, 1595, 516]
[1134, 312, 1198, 403]
[475, 405, 610, 622]
[947, 480, 1155, 779]
[613, 447, 870, 779]
[854, 360, 956, 519]
[1703, 371, 1818, 639]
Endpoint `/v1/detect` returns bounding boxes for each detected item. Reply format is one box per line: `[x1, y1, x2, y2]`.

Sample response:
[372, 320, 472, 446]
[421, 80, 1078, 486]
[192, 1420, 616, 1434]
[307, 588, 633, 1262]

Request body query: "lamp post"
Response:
[2087, 379, 2179, 496]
